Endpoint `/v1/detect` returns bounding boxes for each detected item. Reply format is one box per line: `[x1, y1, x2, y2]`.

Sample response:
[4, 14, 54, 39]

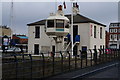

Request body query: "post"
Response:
[93, 48, 97, 65]
[89, 49, 92, 66]
[71, 1, 74, 56]
[60, 51, 63, 72]
[52, 52, 55, 75]
[67, 51, 71, 71]
[86, 50, 87, 67]
[14, 54, 18, 79]
[29, 54, 32, 79]
[75, 55, 77, 69]
[41, 53, 45, 78]
[79, 50, 82, 68]
[98, 49, 102, 63]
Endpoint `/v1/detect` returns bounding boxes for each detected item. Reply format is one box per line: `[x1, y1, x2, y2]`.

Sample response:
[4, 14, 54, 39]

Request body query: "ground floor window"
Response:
[110, 44, 117, 49]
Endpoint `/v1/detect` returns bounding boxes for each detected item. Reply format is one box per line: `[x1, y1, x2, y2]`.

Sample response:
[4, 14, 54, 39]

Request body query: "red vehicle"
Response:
[105, 48, 111, 54]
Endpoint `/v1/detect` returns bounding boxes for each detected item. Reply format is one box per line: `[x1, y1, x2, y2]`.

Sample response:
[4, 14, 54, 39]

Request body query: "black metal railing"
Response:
[2, 49, 120, 79]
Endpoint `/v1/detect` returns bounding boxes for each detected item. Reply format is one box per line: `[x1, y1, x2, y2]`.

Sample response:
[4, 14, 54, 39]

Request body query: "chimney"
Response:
[58, 5, 62, 11]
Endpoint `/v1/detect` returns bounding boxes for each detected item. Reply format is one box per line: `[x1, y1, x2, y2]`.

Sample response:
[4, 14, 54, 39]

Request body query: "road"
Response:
[88, 65, 118, 78]
[48, 61, 120, 80]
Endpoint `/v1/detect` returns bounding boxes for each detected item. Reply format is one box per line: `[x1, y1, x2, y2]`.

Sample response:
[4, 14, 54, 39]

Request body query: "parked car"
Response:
[0, 47, 21, 53]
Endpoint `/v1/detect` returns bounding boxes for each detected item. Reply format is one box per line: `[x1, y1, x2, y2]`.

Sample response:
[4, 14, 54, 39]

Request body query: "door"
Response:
[73, 25, 78, 55]
[52, 46, 55, 53]
[34, 44, 39, 55]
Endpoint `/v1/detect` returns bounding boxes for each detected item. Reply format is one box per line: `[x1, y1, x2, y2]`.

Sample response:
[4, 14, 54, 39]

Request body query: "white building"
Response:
[27, 14, 106, 55]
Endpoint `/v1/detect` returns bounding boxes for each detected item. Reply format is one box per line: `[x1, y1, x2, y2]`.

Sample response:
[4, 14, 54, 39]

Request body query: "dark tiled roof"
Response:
[27, 20, 45, 26]
[27, 14, 106, 27]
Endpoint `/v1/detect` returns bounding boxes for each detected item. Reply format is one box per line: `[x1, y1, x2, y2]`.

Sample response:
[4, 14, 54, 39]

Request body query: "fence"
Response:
[2, 49, 120, 79]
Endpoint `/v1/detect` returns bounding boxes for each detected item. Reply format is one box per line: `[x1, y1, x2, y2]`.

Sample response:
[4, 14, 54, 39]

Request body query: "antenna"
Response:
[10, 0, 15, 34]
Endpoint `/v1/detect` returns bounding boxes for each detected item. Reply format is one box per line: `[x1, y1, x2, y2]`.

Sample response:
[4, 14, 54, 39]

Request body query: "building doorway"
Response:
[52, 45, 55, 53]
[73, 25, 78, 55]
[34, 44, 39, 55]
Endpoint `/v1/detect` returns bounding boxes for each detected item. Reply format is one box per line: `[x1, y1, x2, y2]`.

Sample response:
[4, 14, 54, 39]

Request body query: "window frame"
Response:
[56, 19, 64, 28]
[35, 26, 40, 38]
[94, 26, 96, 38]
[47, 20, 54, 28]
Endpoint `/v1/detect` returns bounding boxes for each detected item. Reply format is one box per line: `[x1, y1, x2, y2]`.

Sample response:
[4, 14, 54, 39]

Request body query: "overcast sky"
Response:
[2, 2, 119, 35]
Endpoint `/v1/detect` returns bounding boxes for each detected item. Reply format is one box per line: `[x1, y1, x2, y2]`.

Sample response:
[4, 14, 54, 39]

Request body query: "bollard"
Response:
[41, 53, 45, 78]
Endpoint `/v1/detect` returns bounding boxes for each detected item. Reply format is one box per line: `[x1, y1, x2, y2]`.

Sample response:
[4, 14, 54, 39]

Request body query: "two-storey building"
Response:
[27, 14, 106, 55]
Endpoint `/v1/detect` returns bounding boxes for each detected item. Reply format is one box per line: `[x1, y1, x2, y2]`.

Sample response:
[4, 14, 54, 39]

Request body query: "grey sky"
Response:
[2, 2, 118, 35]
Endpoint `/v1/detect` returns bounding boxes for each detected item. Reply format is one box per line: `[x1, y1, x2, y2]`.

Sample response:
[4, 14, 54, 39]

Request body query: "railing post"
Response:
[102, 49, 105, 62]
[105, 49, 107, 62]
[79, 50, 82, 68]
[22, 54, 25, 78]
[29, 54, 32, 79]
[41, 53, 45, 78]
[113, 49, 115, 59]
[110, 49, 112, 61]
[98, 49, 101, 63]
[52, 52, 55, 75]
[89, 49, 92, 66]
[86, 50, 87, 67]
[14, 54, 18, 79]
[60, 51, 63, 72]
[75, 54, 77, 69]
[93, 49, 97, 65]
[67, 51, 71, 71]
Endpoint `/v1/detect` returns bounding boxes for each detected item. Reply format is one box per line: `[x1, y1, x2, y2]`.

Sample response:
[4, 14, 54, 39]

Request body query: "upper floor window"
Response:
[110, 34, 113, 40]
[35, 26, 40, 38]
[100, 27, 102, 39]
[47, 20, 54, 28]
[110, 29, 112, 33]
[94, 26, 96, 38]
[114, 29, 117, 33]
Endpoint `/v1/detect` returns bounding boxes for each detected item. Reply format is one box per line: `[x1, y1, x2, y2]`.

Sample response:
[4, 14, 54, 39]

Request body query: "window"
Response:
[100, 27, 102, 39]
[35, 26, 40, 38]
[47, 20, 54, 28]
[110, 34, 113, 40]
[114, 29, 117, 33]
[114, 34, 117, 40]
[94, 26, 96, 38]
[110, 29, 113, 33]
[65, 21, 69, 28]
[56, 20, 64, 28]
[119, 29, 120, 33]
